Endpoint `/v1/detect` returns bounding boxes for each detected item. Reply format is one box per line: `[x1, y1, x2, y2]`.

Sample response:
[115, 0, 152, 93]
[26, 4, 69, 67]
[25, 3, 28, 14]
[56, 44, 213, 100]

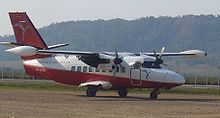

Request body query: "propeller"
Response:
[112, 49, 124, 75]
[153, 47, 166, 68]
[114, 49, 123, 65]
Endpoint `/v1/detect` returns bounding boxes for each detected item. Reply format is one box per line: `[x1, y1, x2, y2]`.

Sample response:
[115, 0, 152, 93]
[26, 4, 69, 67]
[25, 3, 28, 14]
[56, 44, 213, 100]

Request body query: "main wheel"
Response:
[86, 86, 97, 97]
[150, 92, 158, 100]
[150, 89, 160, 100]
[118, 88, 128, 97]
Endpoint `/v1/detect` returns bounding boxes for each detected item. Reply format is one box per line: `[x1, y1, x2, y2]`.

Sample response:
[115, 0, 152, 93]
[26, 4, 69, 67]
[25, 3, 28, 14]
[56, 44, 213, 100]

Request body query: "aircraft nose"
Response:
[173, 73, 185, 84]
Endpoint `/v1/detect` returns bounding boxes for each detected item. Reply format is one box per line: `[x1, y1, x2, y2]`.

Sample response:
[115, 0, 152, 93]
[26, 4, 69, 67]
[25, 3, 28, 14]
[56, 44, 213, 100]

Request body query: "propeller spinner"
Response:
[153, 47, 166, 68]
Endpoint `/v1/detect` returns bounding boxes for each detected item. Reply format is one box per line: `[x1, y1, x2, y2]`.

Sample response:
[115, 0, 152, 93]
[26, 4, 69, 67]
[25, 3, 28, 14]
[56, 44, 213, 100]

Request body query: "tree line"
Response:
[1, 15, 219, 65]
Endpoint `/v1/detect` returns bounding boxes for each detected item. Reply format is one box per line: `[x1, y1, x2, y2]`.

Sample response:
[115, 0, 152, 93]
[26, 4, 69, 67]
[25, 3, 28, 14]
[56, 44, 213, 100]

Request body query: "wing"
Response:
[1, 41, 207, 62]
[38, 50, 97, 56]
[142, 50, 207, 58]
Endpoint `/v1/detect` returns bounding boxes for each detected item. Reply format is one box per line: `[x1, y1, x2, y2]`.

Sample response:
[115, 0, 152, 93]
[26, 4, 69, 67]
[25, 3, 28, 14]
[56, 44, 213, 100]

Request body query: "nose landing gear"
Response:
[150, 88, 160, 100]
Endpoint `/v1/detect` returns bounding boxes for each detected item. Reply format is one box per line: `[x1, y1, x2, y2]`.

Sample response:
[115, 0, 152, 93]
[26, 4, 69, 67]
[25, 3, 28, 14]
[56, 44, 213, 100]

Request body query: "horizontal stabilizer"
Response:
[0, 41, 23, 47]
[47, 43, 69, 49]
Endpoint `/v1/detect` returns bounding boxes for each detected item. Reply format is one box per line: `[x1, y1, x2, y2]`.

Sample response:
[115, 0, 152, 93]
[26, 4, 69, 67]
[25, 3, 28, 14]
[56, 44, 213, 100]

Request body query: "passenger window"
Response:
[71, 66, 76, 71]
[102, 69, 106, 72]
[77, 66, 81, 72]
[83, 66, 87, 72]
[89, 67, 93, 72]
[95, 68, 100, 72]
[109, 70, 113, 73]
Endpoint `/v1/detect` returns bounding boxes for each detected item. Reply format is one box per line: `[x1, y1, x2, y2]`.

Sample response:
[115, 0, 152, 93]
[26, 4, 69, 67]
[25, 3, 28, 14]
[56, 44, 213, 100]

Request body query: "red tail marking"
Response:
[9, 12, 47, 49]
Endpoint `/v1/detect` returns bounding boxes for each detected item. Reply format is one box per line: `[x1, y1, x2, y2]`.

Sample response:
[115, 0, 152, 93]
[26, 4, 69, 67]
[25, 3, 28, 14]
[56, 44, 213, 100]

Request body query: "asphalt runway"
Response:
[0, 89, 220, 118]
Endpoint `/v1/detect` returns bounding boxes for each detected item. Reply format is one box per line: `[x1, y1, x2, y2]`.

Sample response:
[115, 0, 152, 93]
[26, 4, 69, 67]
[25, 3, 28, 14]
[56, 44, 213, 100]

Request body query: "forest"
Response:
[0, 15, 219, 66]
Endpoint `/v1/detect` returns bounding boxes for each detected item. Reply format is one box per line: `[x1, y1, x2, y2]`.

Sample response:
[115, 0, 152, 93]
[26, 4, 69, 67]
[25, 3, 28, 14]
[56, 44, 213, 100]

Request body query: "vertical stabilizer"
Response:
[9, 12, 47, 49]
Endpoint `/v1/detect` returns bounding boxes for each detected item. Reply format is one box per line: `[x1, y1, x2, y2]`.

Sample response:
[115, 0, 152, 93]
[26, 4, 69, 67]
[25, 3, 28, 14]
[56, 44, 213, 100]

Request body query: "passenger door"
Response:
[130, 68, 142, 86]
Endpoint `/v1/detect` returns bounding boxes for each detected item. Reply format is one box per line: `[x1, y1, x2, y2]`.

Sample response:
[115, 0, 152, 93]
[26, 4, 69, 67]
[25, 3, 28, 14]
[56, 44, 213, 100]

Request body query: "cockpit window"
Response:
[142, 61, 161, 68]
[142, 61, 153, 68]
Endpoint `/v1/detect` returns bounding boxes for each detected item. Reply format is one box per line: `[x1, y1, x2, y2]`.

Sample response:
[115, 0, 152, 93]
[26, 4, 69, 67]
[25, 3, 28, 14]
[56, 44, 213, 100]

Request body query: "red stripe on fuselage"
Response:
[23, 64, 181, 89]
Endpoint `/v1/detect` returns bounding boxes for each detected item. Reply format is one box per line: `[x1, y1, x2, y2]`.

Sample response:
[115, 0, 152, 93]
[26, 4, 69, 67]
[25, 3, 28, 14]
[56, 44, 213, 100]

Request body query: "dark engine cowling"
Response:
[79, 55, 110, 68]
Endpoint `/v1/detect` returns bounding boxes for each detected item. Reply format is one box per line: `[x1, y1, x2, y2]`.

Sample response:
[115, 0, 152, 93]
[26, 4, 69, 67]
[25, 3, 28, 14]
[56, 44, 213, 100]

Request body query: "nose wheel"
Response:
[150, 88, 160, 100]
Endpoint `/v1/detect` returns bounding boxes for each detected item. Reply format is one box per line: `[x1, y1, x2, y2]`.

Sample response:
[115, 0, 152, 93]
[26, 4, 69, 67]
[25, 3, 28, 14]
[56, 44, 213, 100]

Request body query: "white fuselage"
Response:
[23, 55, 185, 88]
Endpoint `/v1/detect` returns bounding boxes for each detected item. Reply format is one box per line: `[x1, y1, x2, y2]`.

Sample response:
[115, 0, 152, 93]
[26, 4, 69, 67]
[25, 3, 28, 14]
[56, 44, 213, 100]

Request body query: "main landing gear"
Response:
[150, 88, 160, 100]
[86, 86, 160, 99]
[86, 86, 97, 97]
[86, 86, 128, 98]
[117, 88, 128, 97]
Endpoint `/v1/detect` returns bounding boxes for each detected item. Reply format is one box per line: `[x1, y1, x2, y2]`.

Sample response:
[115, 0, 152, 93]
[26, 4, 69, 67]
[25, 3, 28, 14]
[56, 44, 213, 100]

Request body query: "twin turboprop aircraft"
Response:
[0, 12, 207, 99]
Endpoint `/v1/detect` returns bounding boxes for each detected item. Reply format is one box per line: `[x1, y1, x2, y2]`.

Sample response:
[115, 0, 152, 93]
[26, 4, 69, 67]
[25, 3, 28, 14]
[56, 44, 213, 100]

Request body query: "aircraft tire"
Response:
[86, 86, 97, 97]
[150, 92, 158, 100]
[118, 88, 128, 97]
[150, 88, 160, 100]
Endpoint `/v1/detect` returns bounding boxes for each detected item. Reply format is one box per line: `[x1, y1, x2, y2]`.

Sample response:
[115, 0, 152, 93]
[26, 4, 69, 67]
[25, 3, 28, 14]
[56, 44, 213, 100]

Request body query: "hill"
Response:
[0, 15, 219, 67]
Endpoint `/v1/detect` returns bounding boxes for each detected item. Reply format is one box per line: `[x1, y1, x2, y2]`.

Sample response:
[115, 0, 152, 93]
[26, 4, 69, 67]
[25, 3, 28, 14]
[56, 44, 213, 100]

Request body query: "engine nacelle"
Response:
[98, 53, 115, 65]
[5, 46, 38, 57]
[131, 61, 143, 68]
[123, 56, 145, 66]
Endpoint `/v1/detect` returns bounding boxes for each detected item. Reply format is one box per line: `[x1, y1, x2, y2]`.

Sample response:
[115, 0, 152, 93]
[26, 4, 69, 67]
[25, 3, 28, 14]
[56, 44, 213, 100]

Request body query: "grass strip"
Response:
[0, 80, 220, 95]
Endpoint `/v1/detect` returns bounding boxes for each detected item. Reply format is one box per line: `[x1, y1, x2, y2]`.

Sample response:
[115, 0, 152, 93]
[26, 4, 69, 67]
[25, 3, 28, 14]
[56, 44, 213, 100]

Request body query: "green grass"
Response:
[0, 80, 220, 95]
[184, 76, 220, 85]
[0, 81, 81, 91]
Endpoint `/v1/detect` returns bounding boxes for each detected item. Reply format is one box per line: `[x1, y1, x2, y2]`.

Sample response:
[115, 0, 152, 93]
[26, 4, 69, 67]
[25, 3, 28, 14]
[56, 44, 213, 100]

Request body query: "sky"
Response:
[0, 0, 220, 35]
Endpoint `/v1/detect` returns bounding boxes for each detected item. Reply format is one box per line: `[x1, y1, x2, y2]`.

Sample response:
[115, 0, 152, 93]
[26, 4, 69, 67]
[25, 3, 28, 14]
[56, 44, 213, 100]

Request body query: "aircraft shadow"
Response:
[77, 95, 149, 101]
[76, 95, 220, 102]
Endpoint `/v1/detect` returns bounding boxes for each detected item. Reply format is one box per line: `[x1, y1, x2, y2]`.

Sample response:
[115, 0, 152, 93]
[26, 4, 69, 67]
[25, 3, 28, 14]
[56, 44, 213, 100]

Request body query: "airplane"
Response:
[0, 12, 207, 99]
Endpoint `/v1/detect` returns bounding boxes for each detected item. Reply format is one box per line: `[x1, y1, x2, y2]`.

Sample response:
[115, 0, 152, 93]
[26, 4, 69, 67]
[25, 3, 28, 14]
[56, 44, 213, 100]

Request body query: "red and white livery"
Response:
[0, 12, 207, 99]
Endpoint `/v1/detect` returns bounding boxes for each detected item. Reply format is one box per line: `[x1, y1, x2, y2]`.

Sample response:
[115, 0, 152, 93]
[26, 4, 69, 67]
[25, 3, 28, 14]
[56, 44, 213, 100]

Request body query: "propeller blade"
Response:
[152, 47, 165, 68]
[113, 69, 117, 76]
[113, 49, 123, 65]
[115, 49, 119, 59]
[140, 52, 144, 56]
[112, 48, 125, 74]
[119, 64, 125, 73]
[159, 47, 165, 59]
[162, 63, 168, 67]
[153, 50, 158, 59]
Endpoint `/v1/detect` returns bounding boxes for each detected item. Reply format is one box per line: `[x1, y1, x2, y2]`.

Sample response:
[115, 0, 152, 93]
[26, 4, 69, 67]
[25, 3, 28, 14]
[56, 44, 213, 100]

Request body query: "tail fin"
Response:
[9, 12, 48, 49]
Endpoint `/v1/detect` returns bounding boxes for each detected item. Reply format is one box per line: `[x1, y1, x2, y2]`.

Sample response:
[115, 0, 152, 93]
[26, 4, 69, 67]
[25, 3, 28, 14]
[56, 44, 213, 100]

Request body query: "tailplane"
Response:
[1, 12, 69, 60]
